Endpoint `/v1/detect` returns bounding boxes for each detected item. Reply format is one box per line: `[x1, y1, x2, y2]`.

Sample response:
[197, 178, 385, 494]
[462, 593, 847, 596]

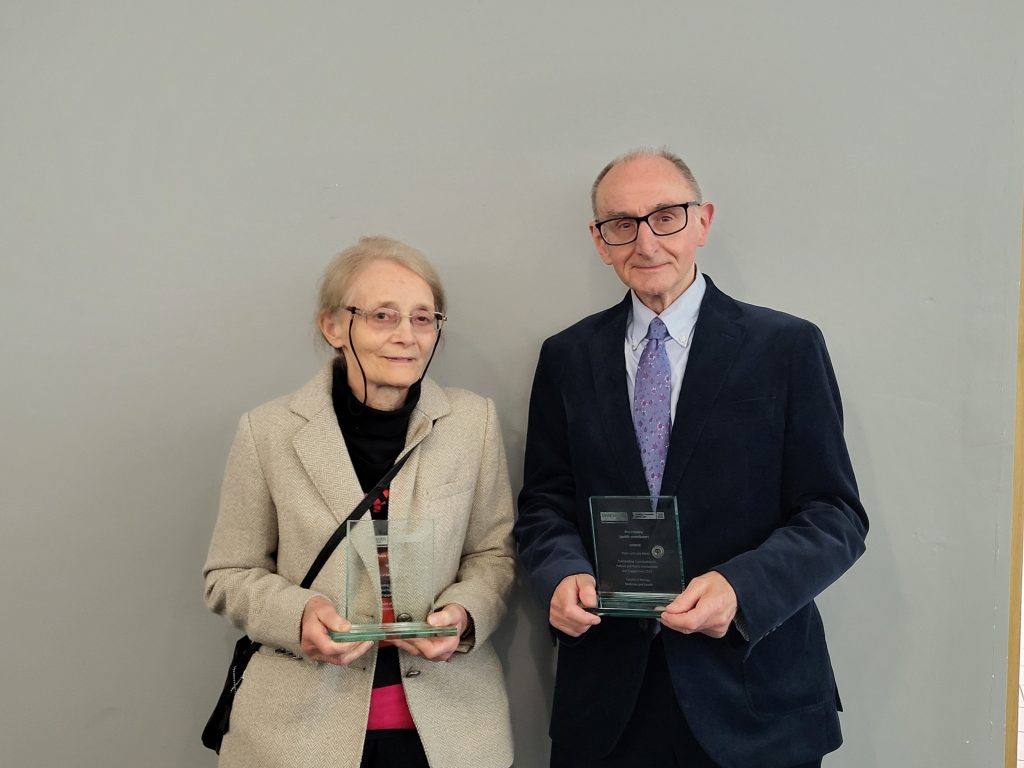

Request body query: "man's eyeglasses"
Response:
[346, 306, 446, 333]
[594, 202, 702, 246]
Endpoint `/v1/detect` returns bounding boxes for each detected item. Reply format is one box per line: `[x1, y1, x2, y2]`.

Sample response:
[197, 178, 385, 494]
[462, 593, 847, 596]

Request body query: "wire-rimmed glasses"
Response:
[346, 306, 446, 333]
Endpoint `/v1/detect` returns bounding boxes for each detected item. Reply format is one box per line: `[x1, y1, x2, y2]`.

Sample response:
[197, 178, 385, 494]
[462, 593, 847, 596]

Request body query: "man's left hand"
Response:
[659, 571, 737, 638]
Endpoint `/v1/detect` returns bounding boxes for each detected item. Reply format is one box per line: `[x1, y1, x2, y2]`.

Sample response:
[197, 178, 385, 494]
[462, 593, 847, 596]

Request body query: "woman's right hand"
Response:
[300, 595, 372, 665]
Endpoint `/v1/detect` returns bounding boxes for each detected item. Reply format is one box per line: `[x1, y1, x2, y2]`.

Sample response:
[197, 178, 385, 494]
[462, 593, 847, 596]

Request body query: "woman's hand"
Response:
[300, 595, 372, 665]
[391, 604, 468, 663]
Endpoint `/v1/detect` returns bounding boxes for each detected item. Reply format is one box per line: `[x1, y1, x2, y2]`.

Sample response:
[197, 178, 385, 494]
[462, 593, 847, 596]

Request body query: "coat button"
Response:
[405, 669, 421, 678]
[396, 613, 413, 622]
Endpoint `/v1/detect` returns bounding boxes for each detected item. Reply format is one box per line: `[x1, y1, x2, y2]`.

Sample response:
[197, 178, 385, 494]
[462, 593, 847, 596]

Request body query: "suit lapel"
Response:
[589, 295, 648, 494]
[661, 277, 745, 497]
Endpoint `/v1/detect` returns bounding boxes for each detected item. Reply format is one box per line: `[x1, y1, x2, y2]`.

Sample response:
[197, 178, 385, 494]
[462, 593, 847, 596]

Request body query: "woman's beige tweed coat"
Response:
[204, 364, 515, 768]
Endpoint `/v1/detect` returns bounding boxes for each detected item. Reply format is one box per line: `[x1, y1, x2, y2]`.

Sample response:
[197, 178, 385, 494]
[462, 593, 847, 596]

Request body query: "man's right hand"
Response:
[549, 573, 602, 637]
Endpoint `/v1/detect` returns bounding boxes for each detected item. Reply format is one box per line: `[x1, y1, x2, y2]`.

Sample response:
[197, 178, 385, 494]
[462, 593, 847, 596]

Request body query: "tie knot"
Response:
[646, 317, 670, 342]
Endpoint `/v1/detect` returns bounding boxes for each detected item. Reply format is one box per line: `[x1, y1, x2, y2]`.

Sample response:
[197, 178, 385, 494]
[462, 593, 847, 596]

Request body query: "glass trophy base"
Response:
[328, 622, 458, 642]
[586, 591, 678, 618]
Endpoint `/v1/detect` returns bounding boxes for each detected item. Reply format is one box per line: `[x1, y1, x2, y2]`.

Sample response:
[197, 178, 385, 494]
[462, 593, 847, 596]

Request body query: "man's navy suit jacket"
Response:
[515, 275, 868, 768]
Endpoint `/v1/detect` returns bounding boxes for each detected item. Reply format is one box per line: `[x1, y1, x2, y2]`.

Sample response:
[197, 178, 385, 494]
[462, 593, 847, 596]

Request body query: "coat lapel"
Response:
[384, 377, 450, 523]
[288, 365, 451, 528]
[660, 277, 745, 497]
[289, 364, 452, 623]
[588, 294, 649, 494]
[381, 379, 449, 620]
[290, 363, 364, 525]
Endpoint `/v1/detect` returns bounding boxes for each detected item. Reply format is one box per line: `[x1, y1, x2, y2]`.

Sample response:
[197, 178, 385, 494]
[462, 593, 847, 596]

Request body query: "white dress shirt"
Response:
[624, 270, 706, 423]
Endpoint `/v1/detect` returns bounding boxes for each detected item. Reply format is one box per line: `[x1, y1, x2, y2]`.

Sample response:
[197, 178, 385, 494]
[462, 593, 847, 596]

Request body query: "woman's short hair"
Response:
[317, 236, 447, 346]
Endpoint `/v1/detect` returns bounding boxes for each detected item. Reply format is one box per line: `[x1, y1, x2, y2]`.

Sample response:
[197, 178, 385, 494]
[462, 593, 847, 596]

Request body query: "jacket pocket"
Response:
[422, 478, 475, 501]
[742, 605, 834, 715]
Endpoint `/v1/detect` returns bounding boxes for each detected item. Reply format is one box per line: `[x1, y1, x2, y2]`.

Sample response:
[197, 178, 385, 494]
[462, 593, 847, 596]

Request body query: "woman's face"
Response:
[324, 260, 439, 408]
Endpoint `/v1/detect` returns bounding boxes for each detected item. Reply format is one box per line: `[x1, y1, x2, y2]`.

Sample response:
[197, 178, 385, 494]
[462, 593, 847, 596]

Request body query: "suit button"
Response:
[405, 669, 421, 678]
[638, 619, 649, 631]
[396, 613, 413, 622]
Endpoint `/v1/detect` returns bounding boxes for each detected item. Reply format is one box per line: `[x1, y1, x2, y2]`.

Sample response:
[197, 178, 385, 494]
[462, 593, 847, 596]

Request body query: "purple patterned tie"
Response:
[633, 317, 672, 496]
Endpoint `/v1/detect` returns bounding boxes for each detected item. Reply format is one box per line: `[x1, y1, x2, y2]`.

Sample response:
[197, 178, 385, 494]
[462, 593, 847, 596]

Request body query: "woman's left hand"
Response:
[391, 604, 468, 663]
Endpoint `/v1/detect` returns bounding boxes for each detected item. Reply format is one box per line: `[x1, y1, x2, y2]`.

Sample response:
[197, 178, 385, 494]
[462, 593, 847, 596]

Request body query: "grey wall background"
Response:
[2, 2, 1022, 766]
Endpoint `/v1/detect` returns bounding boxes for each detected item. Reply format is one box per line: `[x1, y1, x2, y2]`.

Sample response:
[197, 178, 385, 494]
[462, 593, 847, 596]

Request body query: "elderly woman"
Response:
[203, 236, 515, 768]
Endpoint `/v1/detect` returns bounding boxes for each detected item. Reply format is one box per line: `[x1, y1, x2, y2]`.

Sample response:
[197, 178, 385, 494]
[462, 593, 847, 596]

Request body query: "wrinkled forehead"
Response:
[594, 158, 697, 218]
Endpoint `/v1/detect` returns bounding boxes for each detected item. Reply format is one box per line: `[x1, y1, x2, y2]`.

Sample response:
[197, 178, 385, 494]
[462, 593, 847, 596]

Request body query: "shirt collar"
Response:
[626, 269, 706, 350]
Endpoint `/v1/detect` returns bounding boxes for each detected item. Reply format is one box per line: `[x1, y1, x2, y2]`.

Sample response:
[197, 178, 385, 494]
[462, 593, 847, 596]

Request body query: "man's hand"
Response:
[392, 604, 468, 663]
[549, 573, 601, 637]
[659, 571, 737, 638]
[300, 595, 373, 665]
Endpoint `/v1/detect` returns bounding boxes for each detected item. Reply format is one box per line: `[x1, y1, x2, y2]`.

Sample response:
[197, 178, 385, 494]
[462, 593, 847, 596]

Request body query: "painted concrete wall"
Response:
[2, 2, 1022, 765]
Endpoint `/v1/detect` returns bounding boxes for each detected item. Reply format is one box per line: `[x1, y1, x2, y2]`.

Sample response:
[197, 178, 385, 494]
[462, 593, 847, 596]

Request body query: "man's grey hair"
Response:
[590, 147, 703, 217]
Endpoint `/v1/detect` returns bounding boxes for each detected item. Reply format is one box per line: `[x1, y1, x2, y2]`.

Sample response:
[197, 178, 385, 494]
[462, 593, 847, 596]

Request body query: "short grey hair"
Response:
[590, 147, 702, 217]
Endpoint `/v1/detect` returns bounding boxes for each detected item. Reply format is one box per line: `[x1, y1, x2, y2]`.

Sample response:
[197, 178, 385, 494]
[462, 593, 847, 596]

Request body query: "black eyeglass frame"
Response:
[345, 305, 447, 332]
[594, 201, 703, 246]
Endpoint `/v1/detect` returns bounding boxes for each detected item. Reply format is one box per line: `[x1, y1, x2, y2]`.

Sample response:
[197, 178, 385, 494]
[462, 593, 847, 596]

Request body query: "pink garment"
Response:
[366, 683, 416, 730]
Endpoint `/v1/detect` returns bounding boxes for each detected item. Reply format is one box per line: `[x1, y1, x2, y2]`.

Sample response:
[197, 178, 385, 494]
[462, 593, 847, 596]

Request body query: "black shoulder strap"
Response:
[299, 449, 413, 589]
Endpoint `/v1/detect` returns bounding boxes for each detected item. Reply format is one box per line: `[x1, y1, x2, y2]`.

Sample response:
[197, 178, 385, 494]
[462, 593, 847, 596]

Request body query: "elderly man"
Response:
[516, 148, 868, 768]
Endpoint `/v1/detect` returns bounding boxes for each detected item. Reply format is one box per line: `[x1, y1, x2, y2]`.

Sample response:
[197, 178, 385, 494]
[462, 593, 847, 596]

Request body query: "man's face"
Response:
[589, 156, 714, 314]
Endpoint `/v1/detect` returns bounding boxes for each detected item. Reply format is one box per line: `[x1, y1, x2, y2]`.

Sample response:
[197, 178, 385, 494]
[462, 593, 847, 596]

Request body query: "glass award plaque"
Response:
[587, 496, 685, 617]
[328, 518, 457, 642]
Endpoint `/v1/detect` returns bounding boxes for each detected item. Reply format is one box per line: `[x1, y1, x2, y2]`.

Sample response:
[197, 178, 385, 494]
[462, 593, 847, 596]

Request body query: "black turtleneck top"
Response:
[332, 360, 420, 496]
